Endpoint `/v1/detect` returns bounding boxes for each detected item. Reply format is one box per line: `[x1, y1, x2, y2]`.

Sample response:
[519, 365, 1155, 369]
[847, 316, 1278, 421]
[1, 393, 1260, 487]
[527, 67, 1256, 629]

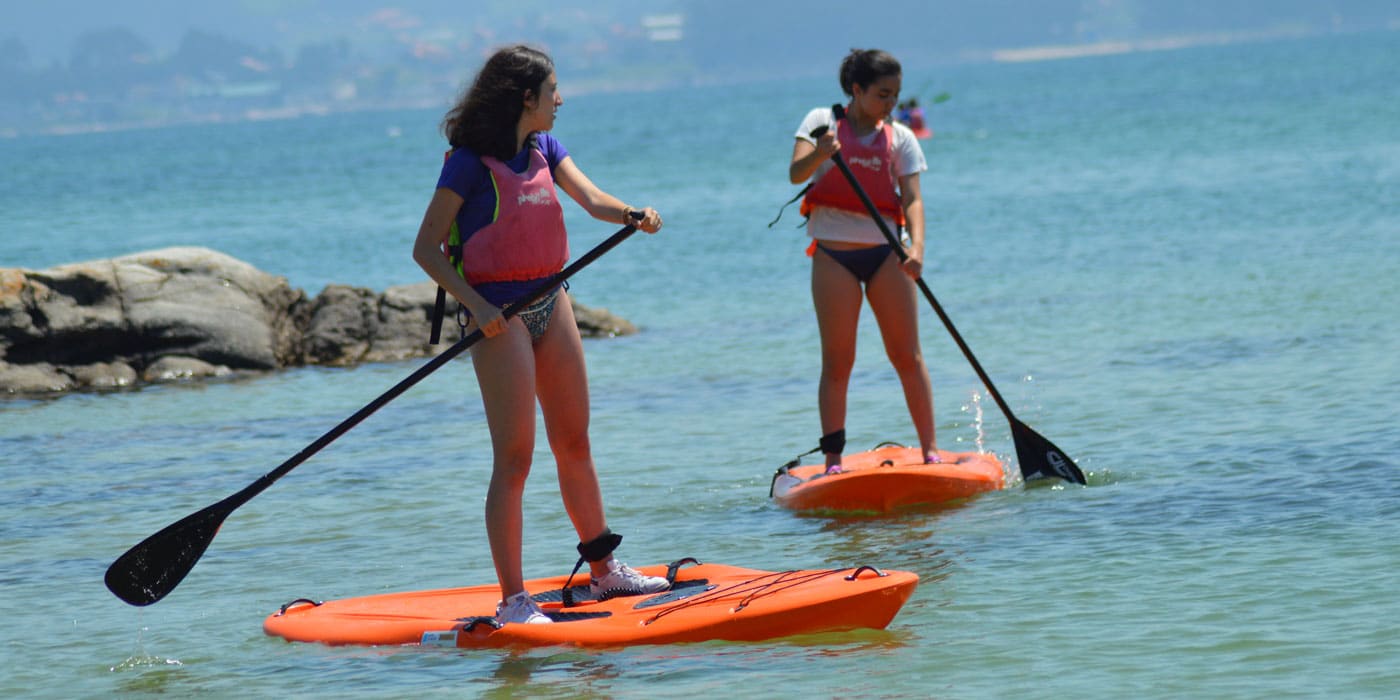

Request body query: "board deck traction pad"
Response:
[445, 578, 717, 634]
[271, 559, 900, 647]
[276, 558, 711, 625]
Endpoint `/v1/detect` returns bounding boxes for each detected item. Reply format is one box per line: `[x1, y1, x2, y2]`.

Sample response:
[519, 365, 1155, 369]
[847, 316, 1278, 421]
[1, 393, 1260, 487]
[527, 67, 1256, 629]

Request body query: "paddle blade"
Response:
[105, 502, 231, 606]
[1010, 418, 1086, 485]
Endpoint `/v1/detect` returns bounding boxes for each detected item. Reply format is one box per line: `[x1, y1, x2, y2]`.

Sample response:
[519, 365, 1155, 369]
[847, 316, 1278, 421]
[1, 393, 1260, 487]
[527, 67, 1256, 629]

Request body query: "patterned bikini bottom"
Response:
[516, 290, 560, 343]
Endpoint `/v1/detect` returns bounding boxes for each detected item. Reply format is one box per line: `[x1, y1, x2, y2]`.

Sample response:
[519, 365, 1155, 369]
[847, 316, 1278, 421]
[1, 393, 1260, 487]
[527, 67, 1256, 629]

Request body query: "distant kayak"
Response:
[896, 99, 937, 139]
[894, 118, 932, 139]
[263, 560, 918, 648]
[771, 444, 1004, 513]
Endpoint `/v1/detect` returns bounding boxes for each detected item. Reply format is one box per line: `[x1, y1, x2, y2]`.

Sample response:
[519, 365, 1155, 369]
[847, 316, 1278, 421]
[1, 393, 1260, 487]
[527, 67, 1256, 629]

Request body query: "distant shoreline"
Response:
[0, 75, 687, 140]
[3, 100, 435, 139]
[986, 26, 1349, 63]
[6, 26, 1394, 139]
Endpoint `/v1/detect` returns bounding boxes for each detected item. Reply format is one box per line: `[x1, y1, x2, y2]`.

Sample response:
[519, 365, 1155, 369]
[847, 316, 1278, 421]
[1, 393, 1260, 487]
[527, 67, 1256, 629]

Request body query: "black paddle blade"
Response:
[105, 502, 231, 606]
[1010, 418, 1086, 485]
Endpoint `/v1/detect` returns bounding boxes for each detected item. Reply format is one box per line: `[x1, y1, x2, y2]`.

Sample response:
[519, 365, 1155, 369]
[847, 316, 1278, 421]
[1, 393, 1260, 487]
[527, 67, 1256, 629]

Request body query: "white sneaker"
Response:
[495, 591, 552, 624]
[589, 560, 671, 601]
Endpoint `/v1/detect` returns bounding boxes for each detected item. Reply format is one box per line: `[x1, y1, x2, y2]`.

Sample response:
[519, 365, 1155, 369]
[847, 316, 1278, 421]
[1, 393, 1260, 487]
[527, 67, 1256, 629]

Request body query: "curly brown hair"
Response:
[442, 45, 555, 160]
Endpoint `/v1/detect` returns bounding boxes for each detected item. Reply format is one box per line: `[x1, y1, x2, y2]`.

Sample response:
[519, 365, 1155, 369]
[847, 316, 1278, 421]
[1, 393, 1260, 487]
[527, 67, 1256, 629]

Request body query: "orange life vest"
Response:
[800, 119, 905, 226]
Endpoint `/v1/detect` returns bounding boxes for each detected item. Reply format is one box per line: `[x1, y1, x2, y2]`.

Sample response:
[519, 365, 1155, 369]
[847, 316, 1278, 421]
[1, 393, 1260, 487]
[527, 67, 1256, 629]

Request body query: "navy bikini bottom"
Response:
[817, 243, 895, 284]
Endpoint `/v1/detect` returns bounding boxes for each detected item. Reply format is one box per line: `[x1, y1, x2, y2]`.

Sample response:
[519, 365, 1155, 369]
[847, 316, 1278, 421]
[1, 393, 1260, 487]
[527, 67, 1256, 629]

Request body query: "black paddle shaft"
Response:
[811, 106, 1084, 484]
[105, 214, 646, 606]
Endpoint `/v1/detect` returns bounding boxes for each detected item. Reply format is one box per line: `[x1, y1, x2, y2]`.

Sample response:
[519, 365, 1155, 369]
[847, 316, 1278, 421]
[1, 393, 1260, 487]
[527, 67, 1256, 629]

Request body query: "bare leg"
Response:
[533, 294, 614, 578]
[812, 247, 864, 468]
[470, 318, 539, 598]
[865, 257, 937, 455]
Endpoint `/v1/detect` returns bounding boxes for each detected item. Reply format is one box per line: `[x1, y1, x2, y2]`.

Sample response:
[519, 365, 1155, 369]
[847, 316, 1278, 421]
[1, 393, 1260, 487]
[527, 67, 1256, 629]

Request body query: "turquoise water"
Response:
[3, 31, 1399, 698]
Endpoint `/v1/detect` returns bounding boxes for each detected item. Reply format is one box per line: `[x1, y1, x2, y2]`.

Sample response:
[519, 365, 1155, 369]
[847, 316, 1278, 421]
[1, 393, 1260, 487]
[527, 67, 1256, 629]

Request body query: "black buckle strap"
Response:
[768, 182, 814, 228]
[429, 287, 448, 344]
[577, 529, 622, 562]
[428, 239, 465, 345]
[819, 429, 846, 455]
[561, 529, 624, 607]
[769, 430, 845, 497]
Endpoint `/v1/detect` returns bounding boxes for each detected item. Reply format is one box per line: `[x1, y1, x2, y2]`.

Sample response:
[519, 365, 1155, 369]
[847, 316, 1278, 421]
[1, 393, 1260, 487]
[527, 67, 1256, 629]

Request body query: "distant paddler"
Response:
[787, 48, 938, 476]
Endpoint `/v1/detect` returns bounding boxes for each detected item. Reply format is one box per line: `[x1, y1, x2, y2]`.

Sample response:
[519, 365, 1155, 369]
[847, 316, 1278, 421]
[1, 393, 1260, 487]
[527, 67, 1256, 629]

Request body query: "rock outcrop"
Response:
[1, 247, 636, 395]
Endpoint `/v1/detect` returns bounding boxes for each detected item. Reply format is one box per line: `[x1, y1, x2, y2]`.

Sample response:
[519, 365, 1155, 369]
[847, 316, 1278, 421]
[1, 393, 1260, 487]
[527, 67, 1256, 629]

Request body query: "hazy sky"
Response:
[5, 1, 668, 62]
[6, 0, 1396, 66]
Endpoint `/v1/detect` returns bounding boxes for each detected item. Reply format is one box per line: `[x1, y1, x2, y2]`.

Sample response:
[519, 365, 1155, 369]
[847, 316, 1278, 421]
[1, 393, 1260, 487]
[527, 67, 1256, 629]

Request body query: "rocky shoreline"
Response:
[0, 247, 636, 396]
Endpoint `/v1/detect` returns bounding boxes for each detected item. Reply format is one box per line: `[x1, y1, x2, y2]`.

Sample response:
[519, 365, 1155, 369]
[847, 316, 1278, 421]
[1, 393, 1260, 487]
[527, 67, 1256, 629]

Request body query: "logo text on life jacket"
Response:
[517, 189, 553, 206]
[848, 155, 884, 171]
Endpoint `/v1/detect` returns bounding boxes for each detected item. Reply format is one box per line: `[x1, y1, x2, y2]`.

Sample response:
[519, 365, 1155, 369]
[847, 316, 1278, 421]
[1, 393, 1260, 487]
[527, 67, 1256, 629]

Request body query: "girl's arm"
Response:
[553, 156, 662, 233]
[789, 131, 840, 184]
[897, 171, 925, 278]
[410, 187, 508, 337]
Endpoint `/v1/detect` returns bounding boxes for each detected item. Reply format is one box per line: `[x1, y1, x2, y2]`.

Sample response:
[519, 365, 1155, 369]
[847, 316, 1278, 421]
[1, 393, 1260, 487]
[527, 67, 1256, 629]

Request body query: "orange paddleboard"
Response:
[771, 444, 1005, 513]
[263, 560, 917, 648]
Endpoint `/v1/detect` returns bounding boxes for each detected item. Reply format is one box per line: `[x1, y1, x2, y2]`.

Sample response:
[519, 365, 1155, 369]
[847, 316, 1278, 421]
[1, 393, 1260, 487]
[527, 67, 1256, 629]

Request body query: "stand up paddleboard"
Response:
[770, 443, 1005, 513]
[264, 559, 917, 648]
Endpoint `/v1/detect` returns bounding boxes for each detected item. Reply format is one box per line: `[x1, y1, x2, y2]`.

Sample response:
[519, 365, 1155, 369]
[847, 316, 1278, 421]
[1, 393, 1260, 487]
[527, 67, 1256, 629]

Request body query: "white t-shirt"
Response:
[794, 107, 927, 245]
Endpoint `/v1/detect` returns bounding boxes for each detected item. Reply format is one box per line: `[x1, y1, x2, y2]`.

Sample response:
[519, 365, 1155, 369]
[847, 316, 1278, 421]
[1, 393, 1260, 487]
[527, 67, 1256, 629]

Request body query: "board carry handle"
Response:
[845, 566, 888, 580]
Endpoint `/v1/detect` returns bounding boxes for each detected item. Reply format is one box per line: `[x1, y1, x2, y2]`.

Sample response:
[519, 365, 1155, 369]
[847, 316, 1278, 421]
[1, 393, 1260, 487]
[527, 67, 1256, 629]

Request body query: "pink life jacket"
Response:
[800, 119, 905, 226]
[455, 146, 568, 285]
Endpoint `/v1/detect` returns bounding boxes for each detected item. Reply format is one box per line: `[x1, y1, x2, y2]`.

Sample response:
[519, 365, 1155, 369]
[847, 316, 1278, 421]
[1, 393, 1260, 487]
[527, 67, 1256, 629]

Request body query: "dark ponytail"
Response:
[838, 49, 902, 96]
